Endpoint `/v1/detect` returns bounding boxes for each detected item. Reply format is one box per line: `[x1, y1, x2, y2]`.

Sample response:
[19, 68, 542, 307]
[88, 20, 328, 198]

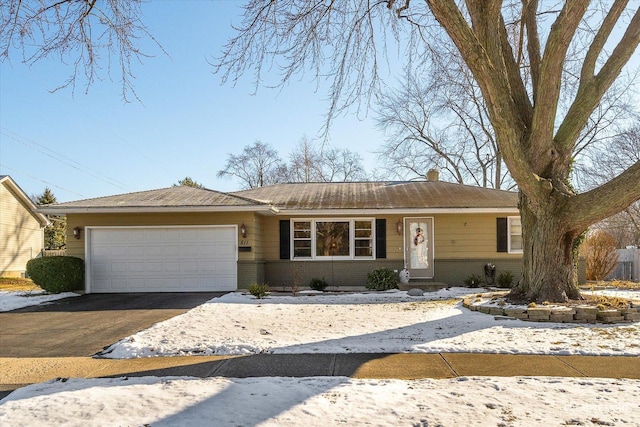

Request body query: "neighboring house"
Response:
[41, 174, 529, 293]
[609, 248, 640, 282]
[0, 176, 49, 277]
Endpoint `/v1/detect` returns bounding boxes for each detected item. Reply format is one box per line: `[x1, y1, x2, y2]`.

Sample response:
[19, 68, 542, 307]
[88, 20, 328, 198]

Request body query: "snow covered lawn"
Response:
[2, 287, 639, 426]
[100, 288, 640, 358]
[1, 375, 639, 426]
[0, 290, 78, 312]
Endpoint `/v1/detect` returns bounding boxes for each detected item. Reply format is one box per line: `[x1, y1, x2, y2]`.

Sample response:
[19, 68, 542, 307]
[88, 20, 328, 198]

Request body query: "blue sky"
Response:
[0, 1, 386, 202]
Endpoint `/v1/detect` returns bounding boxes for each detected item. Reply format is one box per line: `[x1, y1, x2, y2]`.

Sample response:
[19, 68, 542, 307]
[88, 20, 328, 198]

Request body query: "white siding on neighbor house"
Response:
[86, 226, 238, 293]
[0, 183, 44, 276]
[610, 248, 640, 282]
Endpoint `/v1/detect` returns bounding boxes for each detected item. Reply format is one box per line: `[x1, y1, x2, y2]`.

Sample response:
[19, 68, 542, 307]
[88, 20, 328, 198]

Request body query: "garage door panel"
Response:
[89, 227, 237, 293]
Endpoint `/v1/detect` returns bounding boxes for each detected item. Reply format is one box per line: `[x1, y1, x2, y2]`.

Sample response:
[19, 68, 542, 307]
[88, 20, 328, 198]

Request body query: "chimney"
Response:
[426, 169, 439, 182]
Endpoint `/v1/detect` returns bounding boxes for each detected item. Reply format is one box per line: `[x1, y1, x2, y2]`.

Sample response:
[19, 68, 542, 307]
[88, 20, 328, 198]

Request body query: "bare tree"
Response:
[217, 141, 288, 189]
[376, 67, 512, 189]
[287, 137, 324, 182]
[288, 137, 368, 182]
[216, 1, 640, 302]
[581, 126, 640, 248]
[5, 1, 640, 302]
[0, 0, 158, 101]
[317, 146, 368, 182]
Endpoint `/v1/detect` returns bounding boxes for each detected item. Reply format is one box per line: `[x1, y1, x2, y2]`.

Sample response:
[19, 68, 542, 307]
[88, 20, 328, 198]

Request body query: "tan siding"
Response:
[0, 184, 44, 276]
[66, 212, 260, 261]
[262, 213, 520, 261]
[65, 211, 528, 290]
[434, 214, 521, 260]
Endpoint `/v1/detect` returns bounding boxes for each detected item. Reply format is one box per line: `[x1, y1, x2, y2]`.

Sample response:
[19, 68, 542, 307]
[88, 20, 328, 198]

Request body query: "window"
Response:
[508, 216, 523, 253]
[354, 221, 373, 257]
[293, 221, 312, 258]
[291, 219, 374, 259]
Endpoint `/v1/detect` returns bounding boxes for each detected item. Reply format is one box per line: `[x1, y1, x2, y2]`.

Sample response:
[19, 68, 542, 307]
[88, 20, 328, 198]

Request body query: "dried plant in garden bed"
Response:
[0, 277, 41, 292]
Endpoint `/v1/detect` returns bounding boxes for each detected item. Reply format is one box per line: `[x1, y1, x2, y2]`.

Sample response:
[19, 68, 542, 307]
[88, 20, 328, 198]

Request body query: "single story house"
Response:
[1, 176, 50, 277]
[41, 175, 529, 293]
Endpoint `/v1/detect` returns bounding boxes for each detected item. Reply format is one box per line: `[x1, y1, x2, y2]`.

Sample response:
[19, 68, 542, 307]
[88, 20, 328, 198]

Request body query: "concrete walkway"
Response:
[2, 353, 638, 399]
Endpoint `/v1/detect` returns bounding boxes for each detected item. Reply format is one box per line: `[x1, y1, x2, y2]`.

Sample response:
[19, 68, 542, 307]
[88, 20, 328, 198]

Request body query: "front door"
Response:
[404, 218, 434, 279]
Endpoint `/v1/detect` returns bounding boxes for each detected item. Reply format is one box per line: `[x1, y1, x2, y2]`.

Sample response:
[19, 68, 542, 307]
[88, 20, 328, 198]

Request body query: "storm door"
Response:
[404, 218, 434, 279]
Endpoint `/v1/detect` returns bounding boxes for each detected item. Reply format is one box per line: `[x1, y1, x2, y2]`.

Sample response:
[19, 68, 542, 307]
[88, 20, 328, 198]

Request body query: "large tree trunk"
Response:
[509, 192, 584, 303]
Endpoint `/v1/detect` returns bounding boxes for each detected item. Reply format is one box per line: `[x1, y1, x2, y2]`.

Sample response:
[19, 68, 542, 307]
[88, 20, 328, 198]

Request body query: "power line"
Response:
[0, 164, 87, 198]
[1, 126, 132, 191]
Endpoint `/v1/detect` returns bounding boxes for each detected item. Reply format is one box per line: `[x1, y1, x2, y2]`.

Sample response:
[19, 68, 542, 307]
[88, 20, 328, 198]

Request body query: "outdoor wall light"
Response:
[396, 219, 403, 235]
[73, 227, 82, 239]
[240, 223, 247, 238]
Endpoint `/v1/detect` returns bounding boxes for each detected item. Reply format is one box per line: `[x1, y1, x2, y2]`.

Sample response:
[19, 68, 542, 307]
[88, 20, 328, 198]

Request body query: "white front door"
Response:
[404, 218, 434, 279]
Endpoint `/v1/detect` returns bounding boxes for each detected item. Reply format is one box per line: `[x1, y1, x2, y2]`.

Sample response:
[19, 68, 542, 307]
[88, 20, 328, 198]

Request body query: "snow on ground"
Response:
[100, 288, 640, 358]
[1, 375, 639, 426]
[2, 287, 640, 426]
[0, 291, 78, 312]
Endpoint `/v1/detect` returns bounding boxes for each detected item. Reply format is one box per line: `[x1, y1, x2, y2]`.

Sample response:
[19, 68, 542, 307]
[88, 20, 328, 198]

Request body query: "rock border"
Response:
[462, 298, 640, 324]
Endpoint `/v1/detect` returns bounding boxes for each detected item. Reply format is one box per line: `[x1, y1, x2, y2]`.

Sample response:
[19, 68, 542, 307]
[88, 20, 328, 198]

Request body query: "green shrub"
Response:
[309, 277, 328, 291]
[366, 267, 398, 291]
[26, 256, 84, 294]
[464, 273, 483, 288]
[248, 283, 270, 299]
[496, 271, 514, 288]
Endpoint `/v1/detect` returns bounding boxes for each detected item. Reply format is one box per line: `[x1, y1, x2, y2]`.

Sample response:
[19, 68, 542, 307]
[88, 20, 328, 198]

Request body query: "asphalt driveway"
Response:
[0, 292, 226, 357]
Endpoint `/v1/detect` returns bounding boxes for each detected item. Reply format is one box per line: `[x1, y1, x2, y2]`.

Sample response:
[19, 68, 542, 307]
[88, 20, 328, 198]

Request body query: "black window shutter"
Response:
[375, 219, 386, 259]
[280, 220, 291, 260]
[497, 217, 508, 252]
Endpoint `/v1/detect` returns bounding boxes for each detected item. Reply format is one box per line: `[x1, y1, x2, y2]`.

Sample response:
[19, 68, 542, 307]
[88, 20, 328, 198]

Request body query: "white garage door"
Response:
[87, 226, 237, 293]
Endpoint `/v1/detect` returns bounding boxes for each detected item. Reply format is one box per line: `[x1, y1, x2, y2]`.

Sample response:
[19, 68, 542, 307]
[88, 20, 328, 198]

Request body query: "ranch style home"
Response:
[41, 176, 541, 293]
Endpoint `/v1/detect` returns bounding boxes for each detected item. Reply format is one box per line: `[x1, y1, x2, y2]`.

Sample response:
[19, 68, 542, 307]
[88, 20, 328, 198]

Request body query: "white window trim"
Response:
[507, 216, 523, 254]
[291, 218, 376, 260]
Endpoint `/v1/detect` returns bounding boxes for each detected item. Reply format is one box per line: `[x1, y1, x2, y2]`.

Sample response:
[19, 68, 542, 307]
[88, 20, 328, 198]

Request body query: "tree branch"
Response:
[529, 1, 588, 167]
[523, 0, 541, 93]
[556, 6, 640, 150]
[580, 0, 629, 84]
[568, 160, 640, 229]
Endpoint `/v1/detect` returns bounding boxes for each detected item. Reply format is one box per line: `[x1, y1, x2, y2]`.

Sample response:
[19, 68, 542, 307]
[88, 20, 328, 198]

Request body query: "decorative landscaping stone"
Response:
[598, 316, 626, 323]
[503, 308, 527, 316]
[624, 313, 640, 321]
[527, 307, 551, 320]
[550, 307, 576, 316]
[550, 314, 576, 323]
[407, 288, 424, 297]
[597, 309, 621, 318]
[463, 296, 639, 325]
[575, 306, 599, 316]
[488, 307, 505, 316]
[574, 314, 597, 322]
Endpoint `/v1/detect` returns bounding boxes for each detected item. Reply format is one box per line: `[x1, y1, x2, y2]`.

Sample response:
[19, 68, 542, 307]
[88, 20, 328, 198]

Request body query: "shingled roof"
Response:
[39, 186, 274, 214]
[40, 181, 518, 214]
[232, 181, 518, 211]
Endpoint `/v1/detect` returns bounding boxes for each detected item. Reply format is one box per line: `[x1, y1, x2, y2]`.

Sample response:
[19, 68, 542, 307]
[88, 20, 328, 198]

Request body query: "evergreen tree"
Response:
[173, 177, 204, 188]
[35, 188, 66, 249]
